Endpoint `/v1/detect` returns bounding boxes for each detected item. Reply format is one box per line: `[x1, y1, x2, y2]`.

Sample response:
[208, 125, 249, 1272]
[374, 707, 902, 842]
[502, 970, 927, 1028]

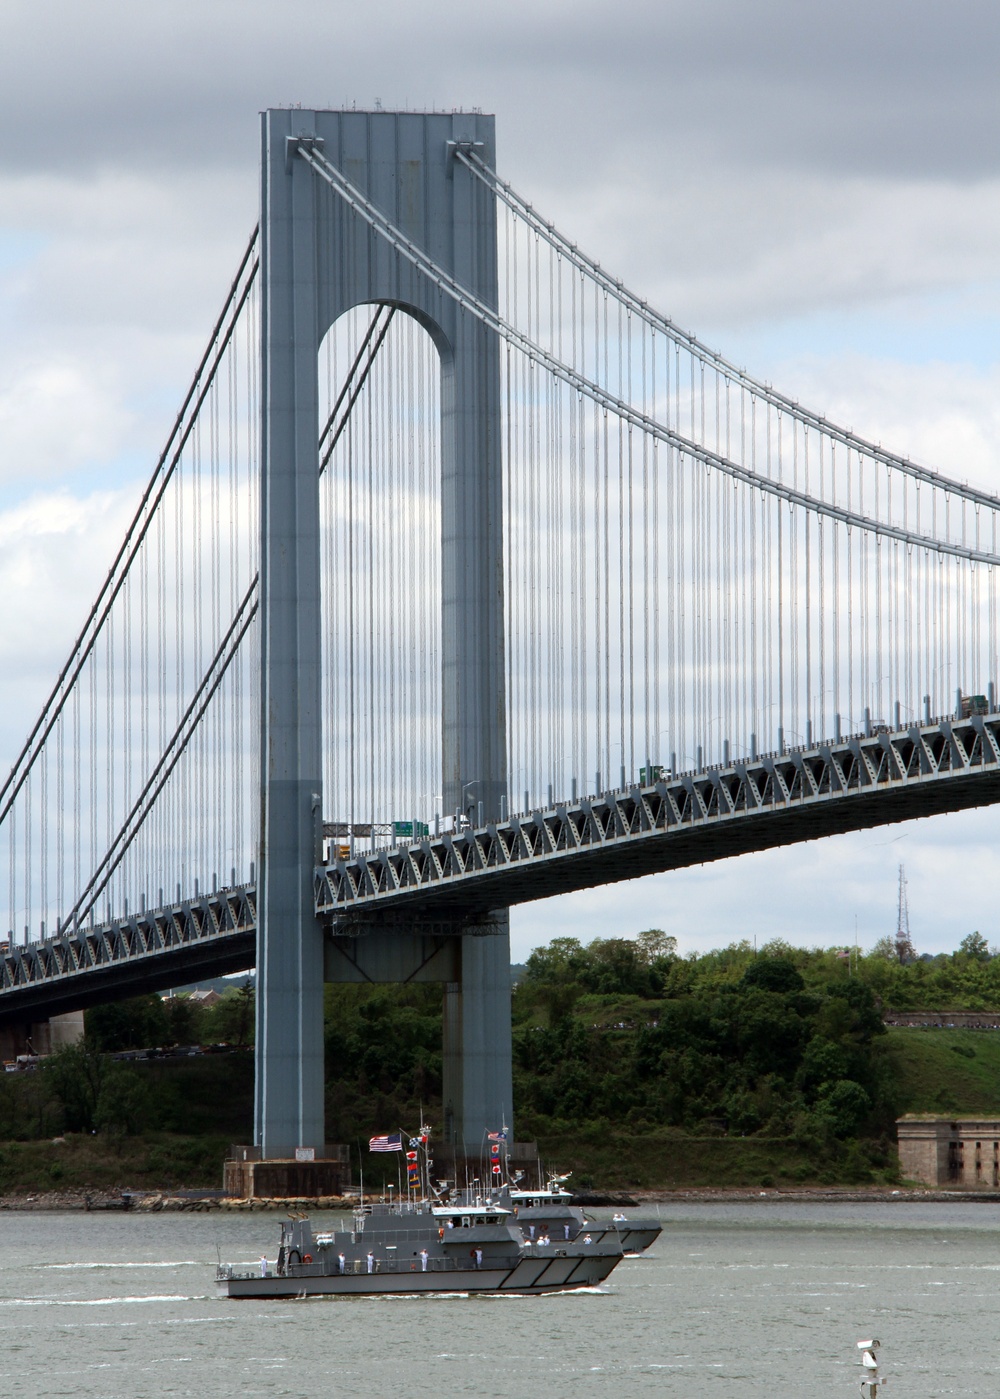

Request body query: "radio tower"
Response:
[895, 864, 916, 963]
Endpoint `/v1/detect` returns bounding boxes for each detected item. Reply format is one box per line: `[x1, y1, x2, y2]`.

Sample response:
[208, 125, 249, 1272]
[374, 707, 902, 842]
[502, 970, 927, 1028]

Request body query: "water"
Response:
[1, 1203, 998, 1397]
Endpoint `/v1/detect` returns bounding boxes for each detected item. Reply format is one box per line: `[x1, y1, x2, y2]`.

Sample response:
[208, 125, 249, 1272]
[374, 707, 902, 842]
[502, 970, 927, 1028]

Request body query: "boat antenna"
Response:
[421, 1124, 432, 1202]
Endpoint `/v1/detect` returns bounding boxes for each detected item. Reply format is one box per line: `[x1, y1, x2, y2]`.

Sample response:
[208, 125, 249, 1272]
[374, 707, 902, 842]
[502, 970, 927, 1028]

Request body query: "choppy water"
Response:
[1, 1203, 998, 1397]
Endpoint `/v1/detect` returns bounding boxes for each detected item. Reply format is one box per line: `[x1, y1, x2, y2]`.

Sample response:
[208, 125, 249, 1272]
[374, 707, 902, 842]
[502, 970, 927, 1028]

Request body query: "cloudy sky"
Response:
[2, 0, 999, 961]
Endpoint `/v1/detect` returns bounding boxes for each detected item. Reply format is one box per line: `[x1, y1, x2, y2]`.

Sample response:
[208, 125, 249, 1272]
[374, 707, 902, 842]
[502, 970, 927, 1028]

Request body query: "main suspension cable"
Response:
[458, 150, 1000, 515]
[294, 142, 1000, 568]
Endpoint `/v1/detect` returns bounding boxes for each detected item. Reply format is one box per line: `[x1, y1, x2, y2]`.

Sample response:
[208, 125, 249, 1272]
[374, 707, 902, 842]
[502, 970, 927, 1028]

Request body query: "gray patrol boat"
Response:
[217, 1197, 624, 1298]
[507, 1172, 662, 1255]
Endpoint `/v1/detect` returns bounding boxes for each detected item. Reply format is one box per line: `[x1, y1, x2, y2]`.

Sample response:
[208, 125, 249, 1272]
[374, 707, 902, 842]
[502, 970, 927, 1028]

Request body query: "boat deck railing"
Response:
[218, 1253, 521, 1281]
[346, 1224, 516, 1245]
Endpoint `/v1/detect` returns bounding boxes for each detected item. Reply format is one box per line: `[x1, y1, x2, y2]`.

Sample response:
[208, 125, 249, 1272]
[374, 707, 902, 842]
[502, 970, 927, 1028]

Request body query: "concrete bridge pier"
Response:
[0, 1010, 84, 1062]
[443, 918, 514, 1151]
[324, 916, 514, 1153]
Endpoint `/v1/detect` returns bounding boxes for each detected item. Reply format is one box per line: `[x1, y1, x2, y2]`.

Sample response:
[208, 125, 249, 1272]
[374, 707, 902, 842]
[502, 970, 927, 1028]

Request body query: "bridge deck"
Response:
[0, 889, 256, 1024]
[2, 712, 998, 1024]
[316, 712, 1000, 923]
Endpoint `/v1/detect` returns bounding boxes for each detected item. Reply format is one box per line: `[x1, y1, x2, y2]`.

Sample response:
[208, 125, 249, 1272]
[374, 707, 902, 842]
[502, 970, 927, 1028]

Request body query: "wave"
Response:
[38, 1261, 201, 1270]
[0, 1294, 197, 1307]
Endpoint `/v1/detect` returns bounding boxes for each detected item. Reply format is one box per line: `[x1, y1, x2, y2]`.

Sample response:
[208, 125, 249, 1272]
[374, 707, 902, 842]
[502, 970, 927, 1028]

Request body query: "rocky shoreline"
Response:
[627, 1186, 1000, 1204]
[0, 1190, 358, 1212]
[2, 1184, 999, 1211]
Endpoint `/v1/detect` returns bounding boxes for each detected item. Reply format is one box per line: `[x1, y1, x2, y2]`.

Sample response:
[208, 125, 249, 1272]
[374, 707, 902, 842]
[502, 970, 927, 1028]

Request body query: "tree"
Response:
[869, 935, 898, 961]
[635, 929, 678, 964]
[539, 981, 582, 1027]
[163, 994, 205, 1046]
[814, 1079, 872, 1138]
[797, 1036, 850, 1097]
[43, 1043, 111, 1133]
[958, 931, 991, 963]
[741, 957, 804, 993]
[94, 1064, 151, 1139]
[523, 937, 584, 983]
[582, 938, 659, 996]
[207, 982, 255, 1046]
[86, 994, 169, 1052]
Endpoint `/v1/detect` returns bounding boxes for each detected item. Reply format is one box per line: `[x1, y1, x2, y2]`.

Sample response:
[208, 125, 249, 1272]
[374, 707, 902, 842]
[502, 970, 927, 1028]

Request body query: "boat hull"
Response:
[519, 1213, 662, 1255]
[219, 1251, 619, 1298]
[614, 1223, 661, 1255]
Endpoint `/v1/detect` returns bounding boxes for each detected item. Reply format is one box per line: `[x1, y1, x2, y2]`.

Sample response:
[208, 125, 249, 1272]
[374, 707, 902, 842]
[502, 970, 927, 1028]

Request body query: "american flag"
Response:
[369, 1133, 402, 1152]
[487, 1130, 507, 1142]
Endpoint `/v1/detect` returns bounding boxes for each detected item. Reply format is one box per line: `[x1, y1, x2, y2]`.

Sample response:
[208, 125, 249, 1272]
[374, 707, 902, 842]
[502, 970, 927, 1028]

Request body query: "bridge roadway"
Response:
[3, 709, 1000, 1024]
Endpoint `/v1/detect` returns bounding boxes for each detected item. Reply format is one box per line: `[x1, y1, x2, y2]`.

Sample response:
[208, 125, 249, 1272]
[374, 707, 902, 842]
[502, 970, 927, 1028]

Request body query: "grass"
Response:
[0, 1054, 254, 1195]
[883, 1028, 1000, 1117]
[0, 1125, 901, 1196]
[531, 1123, 895, 1190]
[0, 1132, 232, 1194]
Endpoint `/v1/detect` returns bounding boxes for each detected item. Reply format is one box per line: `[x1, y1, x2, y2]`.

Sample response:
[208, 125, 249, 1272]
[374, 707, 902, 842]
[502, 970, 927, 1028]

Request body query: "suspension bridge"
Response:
[2, 109, 999, 1159]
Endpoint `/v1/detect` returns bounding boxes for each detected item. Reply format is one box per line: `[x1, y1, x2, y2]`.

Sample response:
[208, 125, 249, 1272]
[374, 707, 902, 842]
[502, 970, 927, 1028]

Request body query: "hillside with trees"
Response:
[1, 935, 999, 1192]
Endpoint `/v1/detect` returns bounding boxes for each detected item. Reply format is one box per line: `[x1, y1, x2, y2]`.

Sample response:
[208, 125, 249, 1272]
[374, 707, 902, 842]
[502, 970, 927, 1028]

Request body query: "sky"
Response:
[2, 0, 1000, 962]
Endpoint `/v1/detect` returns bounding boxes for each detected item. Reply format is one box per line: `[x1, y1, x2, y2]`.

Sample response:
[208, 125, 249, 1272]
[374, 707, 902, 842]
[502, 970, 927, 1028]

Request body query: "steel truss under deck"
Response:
[3, 711, 1000, 1024]
[0, 886, 256, 1022]
[316, 711, 1000, 920]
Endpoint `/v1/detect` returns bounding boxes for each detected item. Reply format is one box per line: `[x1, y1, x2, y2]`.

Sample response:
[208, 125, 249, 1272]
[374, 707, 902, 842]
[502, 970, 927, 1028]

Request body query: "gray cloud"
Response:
[2, 0, 997, 340]
[2, 1, 998, 181]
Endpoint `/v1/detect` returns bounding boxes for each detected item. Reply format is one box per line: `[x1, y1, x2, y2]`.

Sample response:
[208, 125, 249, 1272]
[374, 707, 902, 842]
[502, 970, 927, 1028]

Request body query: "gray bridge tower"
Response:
[256, 109, 511, 1159]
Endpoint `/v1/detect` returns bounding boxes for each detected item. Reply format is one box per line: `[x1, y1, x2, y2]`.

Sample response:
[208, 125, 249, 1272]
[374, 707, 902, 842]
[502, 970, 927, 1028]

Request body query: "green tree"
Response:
[206, 983, 255, 1046]
[797, 1036, 850, 1098]
[0, 1070, 52, 1139]
[86, 994, 169, 1051]
[94, 1064, 151, 1139]
[869, 935, 898, 961]
[42, 1043, 111, 1133]
[814, 1079, 872, 1138]
[635, 929, 678, 963]
[579, 938, 659, 996]
[959, 931, 991, 962]
[164, 994, 205, 1046]
[523, 937, 585, 983]
[741, 957, 804, 994]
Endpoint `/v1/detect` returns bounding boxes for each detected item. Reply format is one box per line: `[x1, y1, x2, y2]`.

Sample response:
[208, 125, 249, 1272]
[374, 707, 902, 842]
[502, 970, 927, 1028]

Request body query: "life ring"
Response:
[438, 1228, 444, 1239]
[302, 1253, 313, 1264]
